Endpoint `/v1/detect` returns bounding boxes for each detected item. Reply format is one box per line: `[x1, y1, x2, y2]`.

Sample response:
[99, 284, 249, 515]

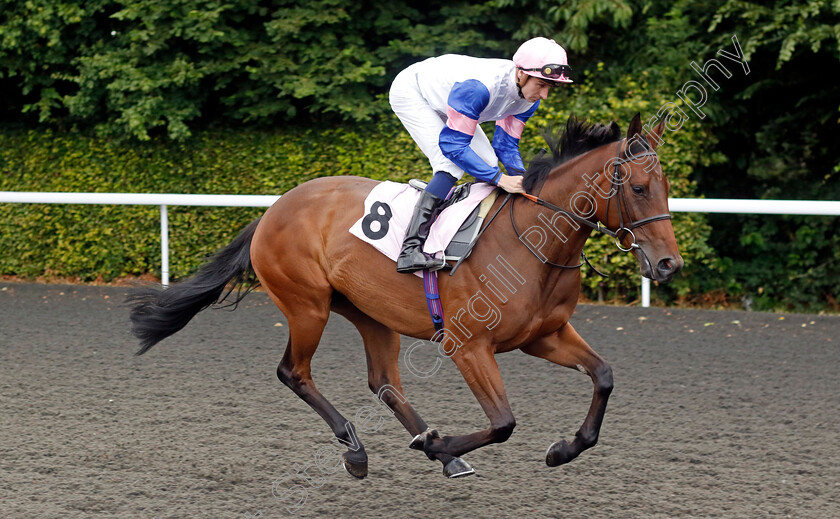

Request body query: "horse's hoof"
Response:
[545, 440, 577, 467]
[409, 428, 439, 452]
[342, 451, 368, 479]
[443, 457, 475, 478]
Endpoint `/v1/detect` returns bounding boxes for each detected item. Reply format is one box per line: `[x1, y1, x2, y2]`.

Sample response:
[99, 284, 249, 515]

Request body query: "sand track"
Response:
[1, 282, 838, 518]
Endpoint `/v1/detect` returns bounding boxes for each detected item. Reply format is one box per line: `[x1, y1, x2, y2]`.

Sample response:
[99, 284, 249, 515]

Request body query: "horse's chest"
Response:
[499, 305, 571, 348]
[530, 306, 573, 337]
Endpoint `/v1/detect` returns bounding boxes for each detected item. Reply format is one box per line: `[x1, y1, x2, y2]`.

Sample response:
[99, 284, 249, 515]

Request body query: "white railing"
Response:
[0, 192, 280, 286]
[1, 192, 839, 302]
[639, 198, 840, 306]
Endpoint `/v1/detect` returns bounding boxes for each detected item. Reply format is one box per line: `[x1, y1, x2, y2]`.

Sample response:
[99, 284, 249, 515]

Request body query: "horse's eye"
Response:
[632, 185, 645, 195]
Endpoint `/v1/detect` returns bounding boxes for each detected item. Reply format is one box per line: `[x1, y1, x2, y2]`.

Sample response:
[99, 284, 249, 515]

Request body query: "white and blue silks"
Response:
[389, 54, 539, 184]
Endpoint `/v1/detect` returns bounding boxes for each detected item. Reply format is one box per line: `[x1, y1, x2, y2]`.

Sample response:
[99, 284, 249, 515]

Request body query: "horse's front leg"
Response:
[522, 323, 614, 466]
[416, 343, 516, 466]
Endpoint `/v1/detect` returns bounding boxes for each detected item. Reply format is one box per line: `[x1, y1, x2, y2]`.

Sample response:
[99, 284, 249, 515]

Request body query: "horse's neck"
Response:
[534, 154, 603, 255]
[487, 168, 595, 311]
[519, 149, 621, 299]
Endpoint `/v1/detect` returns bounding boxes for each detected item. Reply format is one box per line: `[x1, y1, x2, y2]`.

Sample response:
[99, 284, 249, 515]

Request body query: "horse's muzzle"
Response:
[636, 245, 683, 283]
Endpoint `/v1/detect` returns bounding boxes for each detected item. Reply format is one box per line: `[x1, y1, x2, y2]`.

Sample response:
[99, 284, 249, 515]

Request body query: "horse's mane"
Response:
[522, 115, 621, 194]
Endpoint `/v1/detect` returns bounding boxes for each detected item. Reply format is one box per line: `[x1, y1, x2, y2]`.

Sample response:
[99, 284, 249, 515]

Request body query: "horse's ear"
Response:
[646, 118, 666, 150]
[626, 112, 643, 140]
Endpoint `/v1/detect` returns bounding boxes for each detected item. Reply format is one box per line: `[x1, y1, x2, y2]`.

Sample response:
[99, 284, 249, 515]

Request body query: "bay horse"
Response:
[128, 113, 682, 479]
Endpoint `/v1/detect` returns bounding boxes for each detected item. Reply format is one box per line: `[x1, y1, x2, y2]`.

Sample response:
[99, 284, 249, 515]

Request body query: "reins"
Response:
[509, 194, 605, 275]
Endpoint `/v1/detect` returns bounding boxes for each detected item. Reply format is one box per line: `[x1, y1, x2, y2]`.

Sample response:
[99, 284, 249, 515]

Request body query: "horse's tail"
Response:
[127, 217, 262, 355]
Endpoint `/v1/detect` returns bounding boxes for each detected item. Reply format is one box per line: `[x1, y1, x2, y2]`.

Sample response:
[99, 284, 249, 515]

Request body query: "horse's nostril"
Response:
[658, 258, 674, 272]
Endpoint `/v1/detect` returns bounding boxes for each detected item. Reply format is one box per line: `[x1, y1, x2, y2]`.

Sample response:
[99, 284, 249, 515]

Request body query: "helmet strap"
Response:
[515, 69, 527, 99]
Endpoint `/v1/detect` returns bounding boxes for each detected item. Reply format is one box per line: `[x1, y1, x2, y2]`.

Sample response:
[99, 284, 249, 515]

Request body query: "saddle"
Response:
[408, 179, 499, 266]
[349, 179, 501, 336]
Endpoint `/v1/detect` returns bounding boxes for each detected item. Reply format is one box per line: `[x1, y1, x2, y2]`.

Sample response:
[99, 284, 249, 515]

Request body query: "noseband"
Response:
[511, 138, 672, 271]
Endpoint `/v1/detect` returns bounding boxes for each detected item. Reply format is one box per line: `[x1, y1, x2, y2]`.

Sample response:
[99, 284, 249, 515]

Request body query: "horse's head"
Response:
[592, 113, 683, 282]
[522, 114, 683, 283]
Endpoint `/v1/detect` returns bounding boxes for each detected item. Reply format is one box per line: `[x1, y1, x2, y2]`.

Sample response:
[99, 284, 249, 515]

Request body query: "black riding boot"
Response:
[396, 190, 446, 273]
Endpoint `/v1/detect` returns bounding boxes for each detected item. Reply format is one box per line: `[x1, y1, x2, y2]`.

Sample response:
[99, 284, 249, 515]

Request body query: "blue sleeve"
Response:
[492, 101, 540, 175]
[438, 80, 502, 184]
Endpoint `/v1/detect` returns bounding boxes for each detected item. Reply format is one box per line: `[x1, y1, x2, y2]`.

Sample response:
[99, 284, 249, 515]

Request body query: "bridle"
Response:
[510, 138, 671, 272]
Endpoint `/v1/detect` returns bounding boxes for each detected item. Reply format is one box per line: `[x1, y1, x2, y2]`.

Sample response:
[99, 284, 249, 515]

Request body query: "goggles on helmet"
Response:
[519, 64, 572, 81]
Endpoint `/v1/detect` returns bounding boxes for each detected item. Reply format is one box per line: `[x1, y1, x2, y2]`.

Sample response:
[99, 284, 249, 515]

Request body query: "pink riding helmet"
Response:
[513, 37, 573, 84]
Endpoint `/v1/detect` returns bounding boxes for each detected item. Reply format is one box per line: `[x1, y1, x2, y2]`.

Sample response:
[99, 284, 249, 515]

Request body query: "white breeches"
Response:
[389, 69, 497, 180]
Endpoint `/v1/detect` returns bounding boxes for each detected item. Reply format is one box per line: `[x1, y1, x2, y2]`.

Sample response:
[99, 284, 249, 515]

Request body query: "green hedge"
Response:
[0, 116, 715, 307]
[0, 119, 429, 281]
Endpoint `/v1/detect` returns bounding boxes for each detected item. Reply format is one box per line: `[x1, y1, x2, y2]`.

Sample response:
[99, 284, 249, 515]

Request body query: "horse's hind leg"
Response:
[266, 288, 370, 479]
[331, 299, 471, 477]
[522, 323, 614, 467]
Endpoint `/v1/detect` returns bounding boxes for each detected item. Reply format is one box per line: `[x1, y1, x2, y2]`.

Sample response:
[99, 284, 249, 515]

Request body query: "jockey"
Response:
[389, 37, 573, 273]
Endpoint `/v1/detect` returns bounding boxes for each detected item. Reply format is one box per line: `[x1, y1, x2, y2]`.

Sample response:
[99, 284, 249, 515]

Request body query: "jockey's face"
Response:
[517, 70, 554, 103]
